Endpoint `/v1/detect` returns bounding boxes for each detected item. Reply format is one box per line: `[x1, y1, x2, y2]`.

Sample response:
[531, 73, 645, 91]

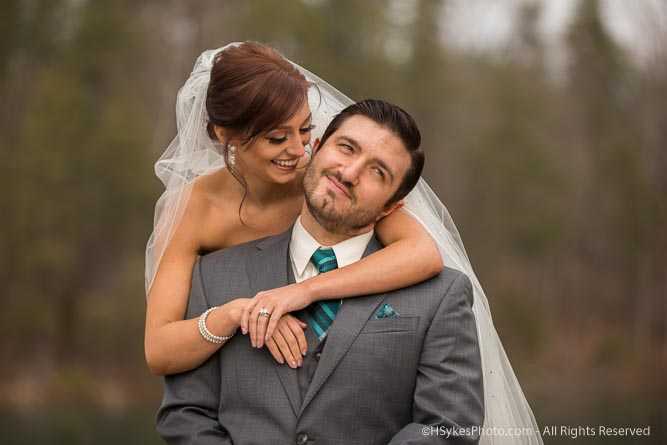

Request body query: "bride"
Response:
[145, 41, 542, 443]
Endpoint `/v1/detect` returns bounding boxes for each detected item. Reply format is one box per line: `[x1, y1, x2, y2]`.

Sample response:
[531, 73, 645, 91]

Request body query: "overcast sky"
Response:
[440, 0, 666, 63]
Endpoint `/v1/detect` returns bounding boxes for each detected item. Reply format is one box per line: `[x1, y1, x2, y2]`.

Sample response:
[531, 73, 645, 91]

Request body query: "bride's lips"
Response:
[325, 175, 351, 199]
[271, 157, 300, 171]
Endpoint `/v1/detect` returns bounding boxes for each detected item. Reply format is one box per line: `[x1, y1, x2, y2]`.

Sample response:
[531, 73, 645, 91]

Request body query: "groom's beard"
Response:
[303, 166, 383, 236]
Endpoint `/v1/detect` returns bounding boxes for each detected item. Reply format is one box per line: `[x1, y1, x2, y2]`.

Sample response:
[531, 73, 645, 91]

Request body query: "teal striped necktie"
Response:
[305, 247, 340, 341]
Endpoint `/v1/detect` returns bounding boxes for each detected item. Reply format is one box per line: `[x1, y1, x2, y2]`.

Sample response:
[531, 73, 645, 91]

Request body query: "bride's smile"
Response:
[224, 102, 313, 186]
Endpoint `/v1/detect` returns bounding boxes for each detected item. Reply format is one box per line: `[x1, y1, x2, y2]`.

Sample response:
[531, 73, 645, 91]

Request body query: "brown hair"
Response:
[205, 42, 310, 217]
[317, 99, 424, 207]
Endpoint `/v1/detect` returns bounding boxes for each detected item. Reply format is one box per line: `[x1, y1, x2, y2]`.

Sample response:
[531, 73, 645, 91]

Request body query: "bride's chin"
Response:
[267, 170, 299, 185]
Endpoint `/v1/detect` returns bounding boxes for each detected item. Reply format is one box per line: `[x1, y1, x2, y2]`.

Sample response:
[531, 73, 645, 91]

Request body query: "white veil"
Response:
[146, 43, 543, 444]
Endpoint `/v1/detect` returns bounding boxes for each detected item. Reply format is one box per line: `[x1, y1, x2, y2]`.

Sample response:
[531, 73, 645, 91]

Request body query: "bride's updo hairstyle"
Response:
[205, 42, 310, 184]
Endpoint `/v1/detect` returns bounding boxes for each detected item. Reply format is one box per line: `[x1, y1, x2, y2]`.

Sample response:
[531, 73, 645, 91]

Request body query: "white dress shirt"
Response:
[289, 216, 374, 284]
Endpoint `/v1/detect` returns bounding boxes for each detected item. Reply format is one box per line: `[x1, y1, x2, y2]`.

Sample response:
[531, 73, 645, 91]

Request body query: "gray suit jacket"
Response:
[157, 229, 484, 444]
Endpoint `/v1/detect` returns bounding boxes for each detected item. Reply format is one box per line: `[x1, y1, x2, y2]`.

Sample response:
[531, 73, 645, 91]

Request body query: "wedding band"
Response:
[258, 308, 271, 318]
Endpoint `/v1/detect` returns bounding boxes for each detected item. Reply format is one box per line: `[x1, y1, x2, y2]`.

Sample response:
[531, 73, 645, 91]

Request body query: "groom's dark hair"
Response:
[316, 99, 424, 207]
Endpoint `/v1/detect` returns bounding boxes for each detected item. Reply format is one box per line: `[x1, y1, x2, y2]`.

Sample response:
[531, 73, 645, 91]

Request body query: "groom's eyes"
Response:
[338, 143, 353, 153]
[372, 166, 386, 179]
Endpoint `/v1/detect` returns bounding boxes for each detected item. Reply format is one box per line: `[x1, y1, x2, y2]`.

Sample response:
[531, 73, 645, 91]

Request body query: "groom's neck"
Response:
[299, 206, 362, 247]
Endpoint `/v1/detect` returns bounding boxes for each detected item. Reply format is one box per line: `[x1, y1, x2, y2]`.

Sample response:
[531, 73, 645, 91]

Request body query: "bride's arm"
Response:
[144, 192, 243, 376]
[145, 188, 308, 375]
[308, 208, 443, 297]
[244, 208, 444, 347]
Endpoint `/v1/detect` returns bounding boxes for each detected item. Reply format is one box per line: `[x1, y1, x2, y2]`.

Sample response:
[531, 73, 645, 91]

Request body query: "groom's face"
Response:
[303, 115, 410, 234]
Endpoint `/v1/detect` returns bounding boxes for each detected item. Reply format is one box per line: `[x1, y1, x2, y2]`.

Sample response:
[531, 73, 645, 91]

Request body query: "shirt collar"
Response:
[290, 216, 374, 276]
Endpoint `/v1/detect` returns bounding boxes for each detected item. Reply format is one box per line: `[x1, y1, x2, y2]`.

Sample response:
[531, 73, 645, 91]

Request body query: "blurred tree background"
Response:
[1, 0, 665, 443]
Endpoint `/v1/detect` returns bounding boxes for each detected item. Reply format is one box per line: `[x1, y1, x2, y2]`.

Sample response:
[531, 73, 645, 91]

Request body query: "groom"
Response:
[157, 99, 484, 444]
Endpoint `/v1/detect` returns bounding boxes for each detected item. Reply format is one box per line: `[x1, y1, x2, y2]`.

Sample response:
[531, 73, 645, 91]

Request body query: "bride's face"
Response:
[236, 102, 313, 185]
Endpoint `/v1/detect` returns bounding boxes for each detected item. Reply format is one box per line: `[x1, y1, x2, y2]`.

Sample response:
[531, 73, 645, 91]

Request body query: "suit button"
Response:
[296, 432, 309, 444]
[315, 352, 321, 360]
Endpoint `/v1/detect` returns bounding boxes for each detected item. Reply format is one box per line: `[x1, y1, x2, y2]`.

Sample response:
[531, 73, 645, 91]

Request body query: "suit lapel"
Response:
[245, 229, 302, 418]
[298, 236, 389, 418]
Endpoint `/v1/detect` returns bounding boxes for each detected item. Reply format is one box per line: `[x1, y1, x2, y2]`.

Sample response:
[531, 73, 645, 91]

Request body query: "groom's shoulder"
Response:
[198, 232, 284, 269]
[438, 266, 469, 285]
[418, 266, 473, 306]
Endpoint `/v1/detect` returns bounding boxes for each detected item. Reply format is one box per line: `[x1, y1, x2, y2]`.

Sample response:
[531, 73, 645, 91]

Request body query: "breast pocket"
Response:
[346, 315, 421, 402]
[359, 316, 419, 334]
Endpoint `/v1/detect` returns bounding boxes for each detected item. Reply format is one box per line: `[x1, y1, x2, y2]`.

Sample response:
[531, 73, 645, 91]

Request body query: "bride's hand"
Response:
[241, 282, 313, 348]
[265, 314, 308, 368]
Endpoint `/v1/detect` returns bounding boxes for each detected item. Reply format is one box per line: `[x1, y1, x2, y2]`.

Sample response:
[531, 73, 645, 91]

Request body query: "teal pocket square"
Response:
[374, 303, 400, 319]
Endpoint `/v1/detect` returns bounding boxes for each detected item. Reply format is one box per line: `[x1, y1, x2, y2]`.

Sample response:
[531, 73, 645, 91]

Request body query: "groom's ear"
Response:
[355, 200, 404, 235]
[311, 138, 321, 154]
[377, 199, 404, 221]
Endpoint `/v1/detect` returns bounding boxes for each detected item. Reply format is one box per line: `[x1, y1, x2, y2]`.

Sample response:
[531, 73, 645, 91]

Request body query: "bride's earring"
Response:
[228, 144, 236, 167]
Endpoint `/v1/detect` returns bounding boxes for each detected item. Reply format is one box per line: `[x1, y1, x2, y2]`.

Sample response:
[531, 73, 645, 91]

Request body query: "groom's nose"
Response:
[339, 158, 363, 186]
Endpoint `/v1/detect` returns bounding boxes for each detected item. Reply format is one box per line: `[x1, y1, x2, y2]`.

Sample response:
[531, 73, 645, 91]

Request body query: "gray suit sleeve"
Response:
[155, 257, 232, 445]
[388, 273, 484, 445]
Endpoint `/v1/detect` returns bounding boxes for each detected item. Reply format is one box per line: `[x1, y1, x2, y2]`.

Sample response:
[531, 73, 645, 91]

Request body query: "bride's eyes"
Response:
[300, 124, 315, 134]
[266, 125, 315, 145]
[267, 136, 287, 144]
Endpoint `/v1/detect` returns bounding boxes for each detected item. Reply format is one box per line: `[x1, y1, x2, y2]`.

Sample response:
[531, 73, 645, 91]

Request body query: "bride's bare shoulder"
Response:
[183, 169, 240, 245]
[189, 169, 240, 210]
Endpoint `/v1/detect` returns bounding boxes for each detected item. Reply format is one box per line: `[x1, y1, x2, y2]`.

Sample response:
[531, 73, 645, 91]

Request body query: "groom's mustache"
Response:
[323, 170, 355, 202]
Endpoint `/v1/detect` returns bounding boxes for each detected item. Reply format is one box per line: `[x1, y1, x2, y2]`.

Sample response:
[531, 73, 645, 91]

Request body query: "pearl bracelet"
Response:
[198, 306, 236, 344]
